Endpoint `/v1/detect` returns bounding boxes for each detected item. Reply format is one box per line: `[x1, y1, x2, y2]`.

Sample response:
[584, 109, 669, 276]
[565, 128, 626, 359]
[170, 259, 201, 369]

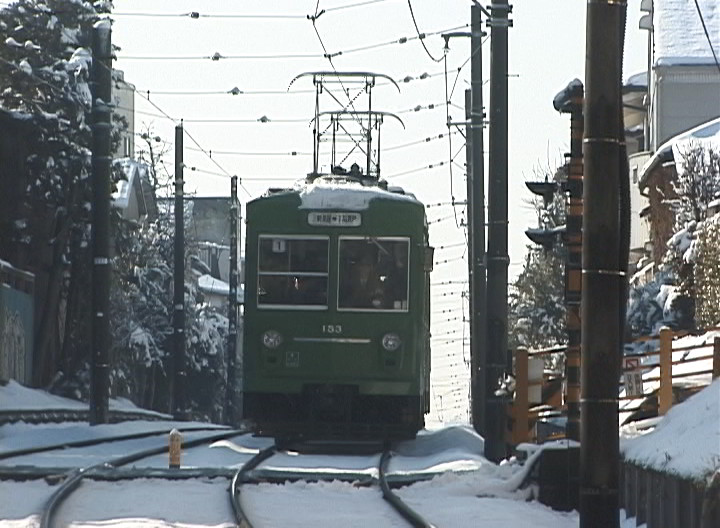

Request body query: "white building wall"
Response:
[113, 71, 135, 159]
[653, 65, 720, 150]
[628, 152, 652, 265]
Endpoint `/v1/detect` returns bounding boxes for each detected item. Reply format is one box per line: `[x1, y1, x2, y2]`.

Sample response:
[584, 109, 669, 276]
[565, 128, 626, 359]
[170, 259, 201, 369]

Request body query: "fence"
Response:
[0, 260, 35, 384]
[508, 327, 720, 446]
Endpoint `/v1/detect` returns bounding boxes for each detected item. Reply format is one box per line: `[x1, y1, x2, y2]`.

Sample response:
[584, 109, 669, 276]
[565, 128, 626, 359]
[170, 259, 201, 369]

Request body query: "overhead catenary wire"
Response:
[692, 0, 720, 76]
[111, 0, 392, 19]
[114, 24, 468, 62]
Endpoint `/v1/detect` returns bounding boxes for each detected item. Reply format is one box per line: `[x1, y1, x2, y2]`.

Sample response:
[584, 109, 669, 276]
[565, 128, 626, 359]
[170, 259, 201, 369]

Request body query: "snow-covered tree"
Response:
[694, 213, 720, 327]
[658, 144, 720, 330]
[0, 0, 117, 384]
[509, 181, 567, 352]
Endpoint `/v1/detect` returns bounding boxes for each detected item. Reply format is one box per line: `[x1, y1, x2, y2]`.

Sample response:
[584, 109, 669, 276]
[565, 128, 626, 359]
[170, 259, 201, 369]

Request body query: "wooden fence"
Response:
[508, 327, 720, 446]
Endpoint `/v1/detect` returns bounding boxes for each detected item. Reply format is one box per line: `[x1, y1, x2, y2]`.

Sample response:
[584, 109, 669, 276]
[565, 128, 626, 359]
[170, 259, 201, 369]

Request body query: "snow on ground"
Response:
[621, 378, 720, 482]
[3, 379, 717, 526]
[0, 381, 583, 527]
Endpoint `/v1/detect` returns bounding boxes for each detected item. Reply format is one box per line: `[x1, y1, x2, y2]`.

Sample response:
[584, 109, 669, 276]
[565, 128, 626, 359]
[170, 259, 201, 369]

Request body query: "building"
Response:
[626, 0, 720, 272]
[113, 70, 135, 159]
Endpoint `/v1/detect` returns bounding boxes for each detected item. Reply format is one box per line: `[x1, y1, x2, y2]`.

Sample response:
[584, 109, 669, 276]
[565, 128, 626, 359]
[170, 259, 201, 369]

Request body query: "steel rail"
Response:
[39, 428, 247, 528]
[0, 425, 227, 461]
[230, 443, 278, 528]
[379, 449, 437, 528]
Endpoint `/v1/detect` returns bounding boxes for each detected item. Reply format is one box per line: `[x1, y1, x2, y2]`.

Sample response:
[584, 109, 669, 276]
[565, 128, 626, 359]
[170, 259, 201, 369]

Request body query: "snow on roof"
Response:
[621, 378, 720, 481]
[639, 116, 720, 188]
[296, 178, 420, 211]
[112, 158, 140, 209]
[624, 71, 648, 89]
[654, 0, 720, 66]
[197, 274, 244, 302]
[198, 274, 229, 295]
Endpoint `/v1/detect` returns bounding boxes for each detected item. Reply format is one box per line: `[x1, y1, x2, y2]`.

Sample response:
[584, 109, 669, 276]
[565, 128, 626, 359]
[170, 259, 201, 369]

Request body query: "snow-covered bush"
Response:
[693, 213, 720, 327]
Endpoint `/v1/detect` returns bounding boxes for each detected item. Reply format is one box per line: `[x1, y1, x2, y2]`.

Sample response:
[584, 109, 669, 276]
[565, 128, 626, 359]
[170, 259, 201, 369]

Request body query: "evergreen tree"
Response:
[659, 144, 720, 330]
[509, 179, 567, 353]
[0, 0, 117, 384]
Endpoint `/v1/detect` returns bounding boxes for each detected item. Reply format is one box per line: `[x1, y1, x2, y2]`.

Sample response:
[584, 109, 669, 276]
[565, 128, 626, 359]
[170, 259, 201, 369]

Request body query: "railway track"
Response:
[231, 441, 438, 528]
[31, 428, 248, 528]
[1, 425, 451, 527]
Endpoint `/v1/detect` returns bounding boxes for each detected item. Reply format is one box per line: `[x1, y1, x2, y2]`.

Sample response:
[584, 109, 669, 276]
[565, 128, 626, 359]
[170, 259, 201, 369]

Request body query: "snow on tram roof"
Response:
[296, 177, 420, 211]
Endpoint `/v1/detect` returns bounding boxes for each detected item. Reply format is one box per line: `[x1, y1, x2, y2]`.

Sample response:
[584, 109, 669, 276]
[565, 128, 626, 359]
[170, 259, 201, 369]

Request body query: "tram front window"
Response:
[257, 236, 329, 308]
[338, 237, 409, 311]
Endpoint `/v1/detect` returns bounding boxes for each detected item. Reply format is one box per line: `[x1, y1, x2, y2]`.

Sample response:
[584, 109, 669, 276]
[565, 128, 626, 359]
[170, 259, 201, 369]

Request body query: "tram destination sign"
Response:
[308, 211, 362, 227]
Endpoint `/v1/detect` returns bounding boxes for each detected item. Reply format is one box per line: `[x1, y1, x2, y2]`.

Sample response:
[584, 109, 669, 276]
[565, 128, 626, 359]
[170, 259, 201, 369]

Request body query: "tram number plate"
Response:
[308, 212, 361, 227]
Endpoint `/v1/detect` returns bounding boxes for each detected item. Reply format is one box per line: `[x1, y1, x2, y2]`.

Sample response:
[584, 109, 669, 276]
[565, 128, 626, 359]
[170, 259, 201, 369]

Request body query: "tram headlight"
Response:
[381, 333, 402, 351]
[262, 329, 283, 349]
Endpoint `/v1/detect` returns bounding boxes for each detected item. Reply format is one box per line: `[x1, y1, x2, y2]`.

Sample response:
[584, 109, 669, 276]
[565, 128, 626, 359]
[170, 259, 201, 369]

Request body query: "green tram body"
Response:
[242, 180, 432, 440]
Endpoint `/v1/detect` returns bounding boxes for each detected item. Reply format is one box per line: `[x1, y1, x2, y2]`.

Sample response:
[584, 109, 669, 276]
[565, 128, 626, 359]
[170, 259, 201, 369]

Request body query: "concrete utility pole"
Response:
[173, 124, 186, 420]
[226, 176, 239, 424]
[89, 21, 112, 426]
[469, 4, 488, 442]
[485, 0, 512, 462]
[582, 2, 627, 526]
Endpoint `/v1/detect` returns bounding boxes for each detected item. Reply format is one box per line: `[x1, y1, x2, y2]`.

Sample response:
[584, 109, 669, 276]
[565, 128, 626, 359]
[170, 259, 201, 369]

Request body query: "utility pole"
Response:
[582, 2, 627, 526]
[226, 176, 239, 424]
[485, 0, 511, 462]
[173, 124, 186, 420]
[469, 5, 487, 440]
[89, 20, 112, 425]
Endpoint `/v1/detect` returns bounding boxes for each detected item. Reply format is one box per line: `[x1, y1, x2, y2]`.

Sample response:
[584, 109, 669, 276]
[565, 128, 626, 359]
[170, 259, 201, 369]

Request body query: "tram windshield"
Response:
[257, 236, 329, 308]
[338, 237, 409, 311]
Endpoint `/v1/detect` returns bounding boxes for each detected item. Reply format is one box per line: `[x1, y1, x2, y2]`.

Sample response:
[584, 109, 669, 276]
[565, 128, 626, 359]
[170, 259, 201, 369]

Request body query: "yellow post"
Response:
[658, 327, 673, 415]
[513, 348, 529, 444]
[169, 429, 182, 469]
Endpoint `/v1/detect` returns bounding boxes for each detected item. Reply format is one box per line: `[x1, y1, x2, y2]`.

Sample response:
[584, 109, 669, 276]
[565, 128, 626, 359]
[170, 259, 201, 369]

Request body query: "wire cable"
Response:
[406, 0, 444, 63]
[692, 0, 720, 76]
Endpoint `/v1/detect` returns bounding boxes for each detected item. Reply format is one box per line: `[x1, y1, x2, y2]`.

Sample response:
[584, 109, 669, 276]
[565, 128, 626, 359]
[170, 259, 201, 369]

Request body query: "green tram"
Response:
[242, 177, 432, 439]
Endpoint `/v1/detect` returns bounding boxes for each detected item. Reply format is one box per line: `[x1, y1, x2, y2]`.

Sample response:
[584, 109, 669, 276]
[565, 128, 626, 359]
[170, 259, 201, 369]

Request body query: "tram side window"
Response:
[257, 237, 329, 308]
[338, 237, 409, 311]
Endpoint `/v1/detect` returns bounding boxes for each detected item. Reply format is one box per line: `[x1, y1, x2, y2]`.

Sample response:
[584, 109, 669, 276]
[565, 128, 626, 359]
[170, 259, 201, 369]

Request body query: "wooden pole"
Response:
[658, 327, 673, 415]
[713, 337, 720, 379]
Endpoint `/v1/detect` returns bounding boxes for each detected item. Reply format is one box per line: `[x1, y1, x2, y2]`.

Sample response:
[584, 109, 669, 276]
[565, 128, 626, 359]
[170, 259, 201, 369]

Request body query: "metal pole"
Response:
[485, 0, 511, 462]
[226, 176, 239, 424]
[464, 88, 475, 426]
[89, 21, 112, 425]
[173, 124, 186, 420]
[582, 1, 625, 525]
[469, 4, 488, 438]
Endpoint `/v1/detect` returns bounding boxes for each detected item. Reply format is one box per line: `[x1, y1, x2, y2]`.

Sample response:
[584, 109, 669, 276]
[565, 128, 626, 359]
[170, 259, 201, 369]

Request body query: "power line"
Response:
[114, 23, 467, 62]
[406, 0, 445, 63]
[692, 0, 720, 76]
[111, 0, 392, 19]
